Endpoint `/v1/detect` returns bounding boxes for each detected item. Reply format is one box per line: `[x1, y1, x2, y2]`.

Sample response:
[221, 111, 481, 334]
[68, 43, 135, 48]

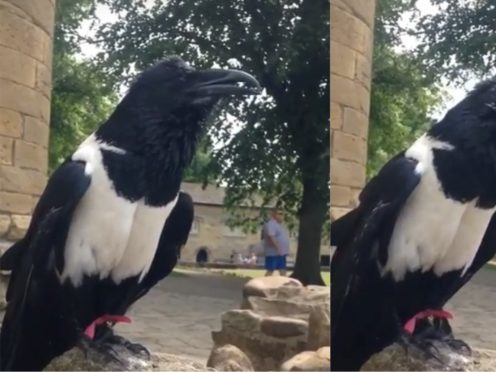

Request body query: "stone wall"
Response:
[181, 204, 299, 263]
[330, 0, 376, 219]
[0, 0, 55, 242]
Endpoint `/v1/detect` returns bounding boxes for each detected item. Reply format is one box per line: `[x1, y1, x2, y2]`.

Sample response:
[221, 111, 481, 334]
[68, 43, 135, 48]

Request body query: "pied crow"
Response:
[0, 56, 260, 371]
[331, 77, 496, 370]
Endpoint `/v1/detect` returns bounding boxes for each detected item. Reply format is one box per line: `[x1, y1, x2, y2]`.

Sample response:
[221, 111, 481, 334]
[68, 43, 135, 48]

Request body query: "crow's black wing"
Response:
[0, 160, 91, 371]
[330, 151, 412, 271]
[331, 155, 421, 369]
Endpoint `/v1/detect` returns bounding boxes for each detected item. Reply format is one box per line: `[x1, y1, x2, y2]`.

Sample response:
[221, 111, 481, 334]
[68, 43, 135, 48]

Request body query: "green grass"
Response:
[212, 268, 330, 286]
[484, 261, 496, 271]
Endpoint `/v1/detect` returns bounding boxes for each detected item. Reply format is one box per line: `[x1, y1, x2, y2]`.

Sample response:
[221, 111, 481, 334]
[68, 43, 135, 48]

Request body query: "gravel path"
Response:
[447, 267, 496, 349]
[115, 270, 247, 360]
[111, 267, 496, 360]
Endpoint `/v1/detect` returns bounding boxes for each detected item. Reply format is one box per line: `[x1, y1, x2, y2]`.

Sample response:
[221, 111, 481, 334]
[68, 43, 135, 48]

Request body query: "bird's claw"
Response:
[107, 333, 151, 360]
[77, 334, 123, 365]
[398, 331, 445, 364]
[445, 338, 472, 356]
[428, 317, 472, 356]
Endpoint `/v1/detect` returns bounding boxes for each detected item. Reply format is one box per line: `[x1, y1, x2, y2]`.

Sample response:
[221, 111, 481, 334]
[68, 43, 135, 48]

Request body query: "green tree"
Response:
[367, 0, 441, 178]
[49, 0, 116, 172]
[417, 0, 496, 82]
[183, 137, 216, 184]
[95, 0, 330, 285]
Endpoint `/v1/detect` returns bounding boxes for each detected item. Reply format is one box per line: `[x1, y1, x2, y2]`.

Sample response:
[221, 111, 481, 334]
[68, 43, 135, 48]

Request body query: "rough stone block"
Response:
[330, 158, 365, 188]
[0, 214, 11, 237]
[331, 41, 355, 79]
[6, 0, 56, 36]
[330, 185, 352, 207]
[23, 116, 49, 148]
[211, 278, 330, 371]
[7, 214, 31, 240]
[331, 75, 371, 114]
[362, 341, 475, 371]
[0, 46, 36, 87]
[346, 0, 377, 28]
[351, 187, 362, 206]
[260, 316, 309, 338]
[243, 276, 304, 299]
[307, 307, 330, 350]
[0, 137, 14, 165]
[0, 80, 51, 122]
[0, 191, 34, 214]
[0, 165, 47, 195]
[333, 0, 376, 28]
[207, 344, 254, 371]
[35, 61, 52, 98]
[331, 6, 370, 54]
[304, 285, 330, 303]
[221, 310, 263, 334]
[331, 207, 351, 221]
[0, 10, 49, 62]
[14, 140, 47, 173]
[0, 108, 23, 138]
[343, 107, 368, 139]
[332, 131, 366, 163]
[355, 52, 372, 89]
[0, 274, 7, 310]
[330, 103, 342, 130]
[280, 348, 330, 371]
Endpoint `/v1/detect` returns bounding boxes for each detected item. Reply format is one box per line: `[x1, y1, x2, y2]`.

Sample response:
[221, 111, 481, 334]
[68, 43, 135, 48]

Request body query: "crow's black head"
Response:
[97, 56, 260, 149]
[95, 56, 260, 204]
[120, 56, 261, 126]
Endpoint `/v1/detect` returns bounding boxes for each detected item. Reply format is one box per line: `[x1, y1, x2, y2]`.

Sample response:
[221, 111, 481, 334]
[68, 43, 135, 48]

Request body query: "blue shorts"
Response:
[265, 255, 287, 271]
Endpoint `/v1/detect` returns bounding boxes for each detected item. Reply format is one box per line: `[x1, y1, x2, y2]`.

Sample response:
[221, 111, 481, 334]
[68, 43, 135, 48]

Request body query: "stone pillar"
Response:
[330, 0, 376, 220]
[0, 0, 55, 243]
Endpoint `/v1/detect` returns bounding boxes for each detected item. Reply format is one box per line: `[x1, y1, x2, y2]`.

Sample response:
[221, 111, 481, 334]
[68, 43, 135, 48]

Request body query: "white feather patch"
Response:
[382, 135, 492, 281]
[63, 134, 178, 286]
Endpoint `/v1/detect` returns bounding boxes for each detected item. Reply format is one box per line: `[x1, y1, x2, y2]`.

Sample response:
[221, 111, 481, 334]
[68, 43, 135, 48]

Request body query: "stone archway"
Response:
[330, 0, 376, 220]
[0, 1, 55, 244]
[195, 246, 211, 265]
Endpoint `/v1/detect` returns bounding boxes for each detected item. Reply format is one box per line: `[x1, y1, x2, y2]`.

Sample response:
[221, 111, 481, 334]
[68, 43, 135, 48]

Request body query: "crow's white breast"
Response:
[61, 134, 178, 286]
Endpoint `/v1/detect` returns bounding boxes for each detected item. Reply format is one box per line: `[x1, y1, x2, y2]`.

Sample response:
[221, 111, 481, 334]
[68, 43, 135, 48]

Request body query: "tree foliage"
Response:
[95, 0, 330, 284]
[417, 0, 496, 83]
[182, 137, 216, 184]
[49, 0, 116, 172]
[367, 0, 441, 178]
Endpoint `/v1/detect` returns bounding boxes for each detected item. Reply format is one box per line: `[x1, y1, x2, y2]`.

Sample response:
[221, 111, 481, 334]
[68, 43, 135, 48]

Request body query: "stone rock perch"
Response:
[361, 342, 496, 371]
[207, 276, 331, 371]
[1, 274, 330, 371]
[44, 345, 214, 371]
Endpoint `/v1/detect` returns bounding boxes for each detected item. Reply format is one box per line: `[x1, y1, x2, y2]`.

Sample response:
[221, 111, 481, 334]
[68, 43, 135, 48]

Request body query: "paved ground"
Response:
[114, 267, 496, 362]
[448, 267, 496, 350]
[115, 270, 247, 360]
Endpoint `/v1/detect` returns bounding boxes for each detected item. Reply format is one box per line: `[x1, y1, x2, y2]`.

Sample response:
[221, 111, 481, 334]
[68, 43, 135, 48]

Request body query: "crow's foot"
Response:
[398, 331, 444, 364]
[105, 333, 151, 360]
[421, 317, 471, 356]
[77, 334, 123, 366]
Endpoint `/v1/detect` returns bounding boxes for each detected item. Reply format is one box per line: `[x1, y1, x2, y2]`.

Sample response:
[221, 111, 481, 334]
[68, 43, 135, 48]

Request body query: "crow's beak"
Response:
[190, 69, 262, 97]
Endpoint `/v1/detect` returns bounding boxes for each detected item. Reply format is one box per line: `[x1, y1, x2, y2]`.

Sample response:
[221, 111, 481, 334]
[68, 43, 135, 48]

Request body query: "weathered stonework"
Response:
[0, 0, 55, 241]
[330, 0, 376, 220]
[179, 183, 302, 264]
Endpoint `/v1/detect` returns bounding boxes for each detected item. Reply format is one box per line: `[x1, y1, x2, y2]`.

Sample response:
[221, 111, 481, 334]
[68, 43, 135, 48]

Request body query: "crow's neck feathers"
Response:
[92, 104, 206, 205]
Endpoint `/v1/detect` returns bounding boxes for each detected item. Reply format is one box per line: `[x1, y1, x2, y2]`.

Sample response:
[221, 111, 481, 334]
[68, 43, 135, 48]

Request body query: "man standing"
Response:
[263, 210, 290, 276]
